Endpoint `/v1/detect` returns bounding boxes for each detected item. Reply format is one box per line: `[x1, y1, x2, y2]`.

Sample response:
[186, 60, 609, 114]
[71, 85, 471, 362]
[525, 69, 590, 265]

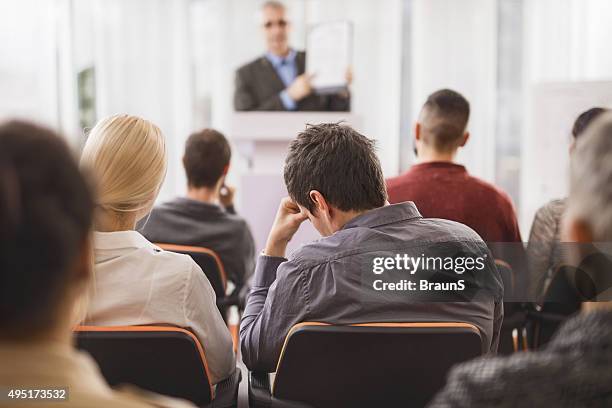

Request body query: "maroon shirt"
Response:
[387, 162, 527, 298]
[387, 162, 522, 243]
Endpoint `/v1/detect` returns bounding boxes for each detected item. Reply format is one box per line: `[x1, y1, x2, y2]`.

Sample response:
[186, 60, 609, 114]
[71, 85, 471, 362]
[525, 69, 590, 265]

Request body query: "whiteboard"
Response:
[520, 81, 612, 235]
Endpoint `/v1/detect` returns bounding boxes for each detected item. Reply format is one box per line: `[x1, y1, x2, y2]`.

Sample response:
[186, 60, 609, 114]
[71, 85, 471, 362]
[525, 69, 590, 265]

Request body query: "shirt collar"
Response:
[174, 196, 224, 214]
[265, 48, 297, 68]
[93, 230, 159, 251]
[342, 202, 422, 230]
[409, 161, 467, 174]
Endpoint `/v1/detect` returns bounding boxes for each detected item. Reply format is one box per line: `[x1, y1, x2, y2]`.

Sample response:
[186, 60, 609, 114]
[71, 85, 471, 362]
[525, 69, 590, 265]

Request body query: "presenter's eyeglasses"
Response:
[264, 19, 288, 29]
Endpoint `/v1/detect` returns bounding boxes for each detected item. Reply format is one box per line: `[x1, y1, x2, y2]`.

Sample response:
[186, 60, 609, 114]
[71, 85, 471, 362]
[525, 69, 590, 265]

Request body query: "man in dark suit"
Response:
[234, 1, 350, 112]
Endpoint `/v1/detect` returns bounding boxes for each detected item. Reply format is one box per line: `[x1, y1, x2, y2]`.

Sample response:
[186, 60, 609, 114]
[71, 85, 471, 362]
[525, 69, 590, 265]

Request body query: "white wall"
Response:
[411, 0, 498, 182]
[0, 1, 60, 127]
[306, 0, 403, 177]
[75, 0, 194, 203]
[521, 0, 612, 234]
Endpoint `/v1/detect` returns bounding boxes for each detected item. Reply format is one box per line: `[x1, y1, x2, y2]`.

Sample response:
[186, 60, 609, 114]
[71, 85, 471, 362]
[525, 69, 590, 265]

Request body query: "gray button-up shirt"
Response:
[240, 202, 504, 372]
[139, 197, 256, 289]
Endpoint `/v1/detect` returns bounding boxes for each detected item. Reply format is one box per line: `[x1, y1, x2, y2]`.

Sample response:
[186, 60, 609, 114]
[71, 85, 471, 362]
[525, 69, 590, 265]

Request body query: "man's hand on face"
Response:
[287, 74, 314, 102]
[264, 197, 308, 258]
[219, 184, 235, 208]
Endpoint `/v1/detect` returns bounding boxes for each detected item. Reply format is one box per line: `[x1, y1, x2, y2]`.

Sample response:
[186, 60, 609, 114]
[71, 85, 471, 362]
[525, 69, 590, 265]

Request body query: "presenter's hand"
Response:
[287, 74, 314, 102]
[345, 67, 353, 86]
[219, 184, 235, 208]
[264, 197, 308, 258]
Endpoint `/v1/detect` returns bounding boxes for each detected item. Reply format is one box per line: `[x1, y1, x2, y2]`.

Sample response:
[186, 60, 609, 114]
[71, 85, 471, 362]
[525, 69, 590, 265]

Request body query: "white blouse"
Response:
[85, 230, 235, 385]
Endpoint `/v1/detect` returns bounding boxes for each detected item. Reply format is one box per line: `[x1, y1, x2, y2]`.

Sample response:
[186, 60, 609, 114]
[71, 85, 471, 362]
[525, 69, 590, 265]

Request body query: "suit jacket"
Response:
[234, 50, 350, 111]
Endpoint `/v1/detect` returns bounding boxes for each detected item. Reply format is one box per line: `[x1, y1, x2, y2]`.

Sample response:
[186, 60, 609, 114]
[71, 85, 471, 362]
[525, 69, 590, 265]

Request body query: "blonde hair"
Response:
[80, 114, 167, 215]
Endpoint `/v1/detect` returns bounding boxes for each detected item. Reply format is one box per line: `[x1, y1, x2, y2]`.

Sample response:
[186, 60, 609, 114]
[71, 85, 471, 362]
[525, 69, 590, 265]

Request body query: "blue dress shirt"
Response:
[265, 49, 298, 111]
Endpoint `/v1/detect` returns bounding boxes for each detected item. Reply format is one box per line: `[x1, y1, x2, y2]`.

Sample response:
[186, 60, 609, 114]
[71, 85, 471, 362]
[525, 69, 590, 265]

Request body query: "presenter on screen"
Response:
[234, 1, 350, 111]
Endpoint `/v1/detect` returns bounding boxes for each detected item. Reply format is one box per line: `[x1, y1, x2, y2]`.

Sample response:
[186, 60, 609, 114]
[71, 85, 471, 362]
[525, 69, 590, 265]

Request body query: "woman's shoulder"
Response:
[146, 245, 198, 276]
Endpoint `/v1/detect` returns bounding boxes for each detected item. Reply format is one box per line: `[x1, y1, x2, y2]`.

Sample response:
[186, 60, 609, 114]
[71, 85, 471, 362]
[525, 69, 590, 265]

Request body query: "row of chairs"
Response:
[76, 246, 582, 406]
[75, 322, 483, 408]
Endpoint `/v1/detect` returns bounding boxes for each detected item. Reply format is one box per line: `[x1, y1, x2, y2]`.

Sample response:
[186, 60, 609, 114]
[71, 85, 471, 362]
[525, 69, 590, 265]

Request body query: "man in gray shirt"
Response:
[140, 129, 255, 292]
[240, 123, 504, 373]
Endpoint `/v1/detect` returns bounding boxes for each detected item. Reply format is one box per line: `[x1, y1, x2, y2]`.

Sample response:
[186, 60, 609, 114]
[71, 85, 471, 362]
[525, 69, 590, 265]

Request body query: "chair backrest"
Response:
[271, 322, 483, 408]
[531, 266, 582, 348]
[75, 326, 213, 405]
[156, 243, 227, 298]
[494, 259, 524, 354]
[494, 259, 515, 297]
[541, 265, 583, 312]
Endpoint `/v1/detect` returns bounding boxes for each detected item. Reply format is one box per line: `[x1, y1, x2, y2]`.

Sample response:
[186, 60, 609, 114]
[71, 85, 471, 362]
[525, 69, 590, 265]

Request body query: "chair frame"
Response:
[75, 325, 241, 408]
[248, 321, 483, 408]
[155, 243, 228, 292]
[521, 264, 584, 349]
[155, 243, 241, 315]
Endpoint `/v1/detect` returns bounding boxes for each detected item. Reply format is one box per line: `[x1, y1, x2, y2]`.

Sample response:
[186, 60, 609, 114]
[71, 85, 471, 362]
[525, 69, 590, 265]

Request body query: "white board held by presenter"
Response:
[306, 21, 353, 95]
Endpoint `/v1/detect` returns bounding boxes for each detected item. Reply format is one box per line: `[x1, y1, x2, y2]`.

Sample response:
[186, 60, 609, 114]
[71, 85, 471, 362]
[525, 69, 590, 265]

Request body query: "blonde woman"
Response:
[80, 114, 235, 385]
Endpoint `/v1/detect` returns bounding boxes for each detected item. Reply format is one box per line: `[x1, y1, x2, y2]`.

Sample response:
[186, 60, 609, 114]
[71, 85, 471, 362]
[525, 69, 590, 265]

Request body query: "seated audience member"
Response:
[0, 121, 194, 407]
[429, 113, 612, 408]
[240, 123, 504, 373]
[386, 89, 523, 289]
[527, 107, 607, 298]
[80, 115, 234, 385]
[140, 128, 255, 295]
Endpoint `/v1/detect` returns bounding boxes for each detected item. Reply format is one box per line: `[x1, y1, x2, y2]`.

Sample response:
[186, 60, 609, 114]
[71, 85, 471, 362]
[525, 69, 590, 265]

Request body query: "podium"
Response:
[230, 112, 362, 254]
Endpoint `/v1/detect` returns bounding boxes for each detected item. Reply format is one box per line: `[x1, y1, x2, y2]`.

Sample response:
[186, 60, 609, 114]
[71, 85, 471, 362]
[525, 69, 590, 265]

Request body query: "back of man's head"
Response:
[572, 107, 607, 139]
[183, 129, 231, 189]
[419, 89, 470, 153]
[263, 0, 285, 11]
[0, 121, 94, 338]
[569, 112, 612, 241]
[284, 123, 387, 213]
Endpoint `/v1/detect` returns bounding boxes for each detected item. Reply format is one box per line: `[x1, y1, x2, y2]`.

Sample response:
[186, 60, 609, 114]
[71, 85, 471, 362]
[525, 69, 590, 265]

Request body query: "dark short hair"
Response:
[421, 89, 470, 152]
[572, 107, 607, 139]
[0, 121, 93, 337]
[284, 123, 387, 213]
[183, 129, 231, 188]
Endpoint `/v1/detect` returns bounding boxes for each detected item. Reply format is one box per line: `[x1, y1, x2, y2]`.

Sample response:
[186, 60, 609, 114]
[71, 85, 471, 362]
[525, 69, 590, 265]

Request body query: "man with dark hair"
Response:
[233, 1, 350, 111]
[0, 121, 194, 407]
[141, 129, 255, 294]
[183, 128, 231, 188]
[240, 123, 503, 372]
[387, 89, 523, 287]
[417, 88, 471, 153]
